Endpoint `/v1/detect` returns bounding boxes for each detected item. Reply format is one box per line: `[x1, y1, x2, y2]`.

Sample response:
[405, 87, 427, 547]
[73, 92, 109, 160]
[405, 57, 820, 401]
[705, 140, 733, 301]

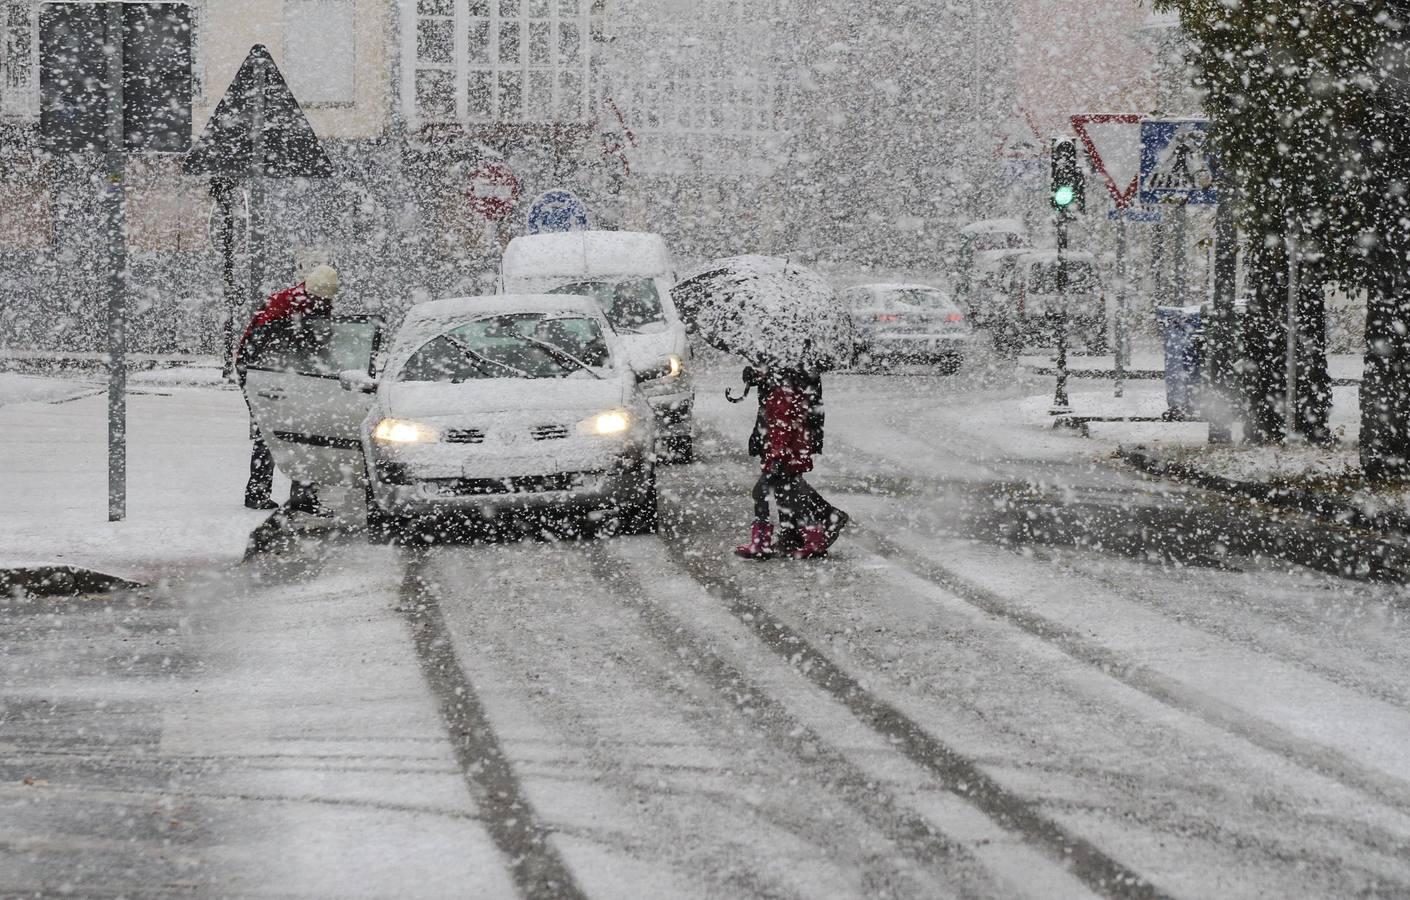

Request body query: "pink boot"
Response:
[734, 521, 775, 560]
[793, 525, 830, 559]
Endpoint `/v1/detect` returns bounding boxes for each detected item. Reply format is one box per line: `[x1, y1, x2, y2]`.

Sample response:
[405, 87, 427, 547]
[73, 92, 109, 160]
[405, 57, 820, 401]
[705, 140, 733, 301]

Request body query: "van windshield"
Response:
[548, 279, 667, 334]
[1029, 260, 1098, 294]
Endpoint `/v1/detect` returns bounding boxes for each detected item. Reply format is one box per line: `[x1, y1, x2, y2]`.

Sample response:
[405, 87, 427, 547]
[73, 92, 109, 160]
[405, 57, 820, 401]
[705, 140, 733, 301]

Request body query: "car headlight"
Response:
[667, 354, 684, 378]
[579, 409, 631, 436]
[372, 418, 440, 444]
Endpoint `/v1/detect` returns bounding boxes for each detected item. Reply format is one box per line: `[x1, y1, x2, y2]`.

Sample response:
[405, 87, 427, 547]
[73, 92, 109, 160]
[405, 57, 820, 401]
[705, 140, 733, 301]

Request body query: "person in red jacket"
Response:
[736, 369, 840, 560]
[236, 265, 340, 512]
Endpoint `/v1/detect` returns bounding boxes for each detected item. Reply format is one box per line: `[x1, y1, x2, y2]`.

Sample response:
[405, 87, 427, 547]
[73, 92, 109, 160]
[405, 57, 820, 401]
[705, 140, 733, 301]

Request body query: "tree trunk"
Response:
[1241, 239, 1288, 444]
[1359, 99, 1410, 480]
[1360, 241, 1410, 478]
[1295, 257, 1333, 444]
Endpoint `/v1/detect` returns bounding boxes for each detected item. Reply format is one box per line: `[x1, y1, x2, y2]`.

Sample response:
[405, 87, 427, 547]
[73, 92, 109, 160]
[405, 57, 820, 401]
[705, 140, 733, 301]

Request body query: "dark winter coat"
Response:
[235, 282, 332, 370]
[761, 384, 814, 475]
[748, 369, 824, 457]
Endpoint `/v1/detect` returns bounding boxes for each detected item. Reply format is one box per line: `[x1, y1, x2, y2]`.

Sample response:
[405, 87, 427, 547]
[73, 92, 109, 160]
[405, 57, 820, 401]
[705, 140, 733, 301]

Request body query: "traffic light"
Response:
[1051, 137, 1085, 213]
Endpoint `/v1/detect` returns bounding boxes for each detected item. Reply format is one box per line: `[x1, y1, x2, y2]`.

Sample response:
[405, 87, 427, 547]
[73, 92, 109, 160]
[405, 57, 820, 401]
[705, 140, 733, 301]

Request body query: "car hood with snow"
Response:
[382, 376, 629, 422]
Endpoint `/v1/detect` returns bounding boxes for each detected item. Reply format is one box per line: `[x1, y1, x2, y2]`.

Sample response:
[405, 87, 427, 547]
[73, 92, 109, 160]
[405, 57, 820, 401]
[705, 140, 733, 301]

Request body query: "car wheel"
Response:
[935, 354, 963, 376]
[617, 467, 659, 536]
[661, 435, 694, 465]
[364, 470, 399, 543]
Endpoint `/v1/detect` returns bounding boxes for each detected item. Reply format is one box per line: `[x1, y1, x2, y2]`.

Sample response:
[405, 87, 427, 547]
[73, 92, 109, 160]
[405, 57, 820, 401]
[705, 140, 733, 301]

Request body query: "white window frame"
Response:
[0, 0, 38, 120]
[402, 0, 590, 128]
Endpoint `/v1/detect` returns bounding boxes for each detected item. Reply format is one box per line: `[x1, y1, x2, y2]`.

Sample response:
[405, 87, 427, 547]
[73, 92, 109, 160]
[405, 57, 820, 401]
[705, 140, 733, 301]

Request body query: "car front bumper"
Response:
[372, 459, 647, 518]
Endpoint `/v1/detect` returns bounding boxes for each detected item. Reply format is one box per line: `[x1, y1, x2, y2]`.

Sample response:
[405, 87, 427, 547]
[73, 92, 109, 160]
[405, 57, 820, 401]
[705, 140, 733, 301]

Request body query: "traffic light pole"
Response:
[1050, 207, 1071, 413]
[1113, 213, 1129, 399]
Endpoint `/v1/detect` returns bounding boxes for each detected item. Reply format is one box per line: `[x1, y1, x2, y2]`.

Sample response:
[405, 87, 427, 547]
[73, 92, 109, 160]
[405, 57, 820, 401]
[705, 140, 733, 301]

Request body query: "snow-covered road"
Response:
[5, 368, 1409, 898]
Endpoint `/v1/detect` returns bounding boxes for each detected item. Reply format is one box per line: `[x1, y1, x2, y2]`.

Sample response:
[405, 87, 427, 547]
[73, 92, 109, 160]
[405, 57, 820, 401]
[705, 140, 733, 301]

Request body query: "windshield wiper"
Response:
[518, 334, 604, 380]
[442, 334, 531, 379]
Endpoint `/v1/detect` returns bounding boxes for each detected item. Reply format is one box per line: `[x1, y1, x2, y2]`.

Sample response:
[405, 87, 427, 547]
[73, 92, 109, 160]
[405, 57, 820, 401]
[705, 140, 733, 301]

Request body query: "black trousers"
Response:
[246, 421, 318, 511]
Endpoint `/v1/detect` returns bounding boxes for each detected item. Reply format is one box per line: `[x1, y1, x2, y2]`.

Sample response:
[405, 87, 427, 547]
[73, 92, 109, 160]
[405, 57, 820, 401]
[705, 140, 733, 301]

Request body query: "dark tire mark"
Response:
[851, 527, 1410, 818]
[398, 549, 587, 900]
[576, 541, 985, 893]
[651, 490, 1170, 900]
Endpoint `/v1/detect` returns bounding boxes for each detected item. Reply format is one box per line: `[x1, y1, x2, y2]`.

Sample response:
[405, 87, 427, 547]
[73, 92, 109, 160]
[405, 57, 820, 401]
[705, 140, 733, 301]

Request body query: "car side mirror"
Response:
[338, 369, 378, 393]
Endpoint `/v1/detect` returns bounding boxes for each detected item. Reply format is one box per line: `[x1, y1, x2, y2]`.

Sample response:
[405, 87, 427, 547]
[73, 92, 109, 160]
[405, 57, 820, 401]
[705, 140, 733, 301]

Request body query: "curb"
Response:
[1118, 448, 1410, 535]
[0, 566, 144, 597]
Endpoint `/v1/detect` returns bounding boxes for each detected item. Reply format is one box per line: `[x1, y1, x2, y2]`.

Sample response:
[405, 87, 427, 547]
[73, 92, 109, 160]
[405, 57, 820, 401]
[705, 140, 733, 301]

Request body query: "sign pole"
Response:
[1284, 219, 1300, 442]
[1208, 181, 1238, 444]
[103, 2, 127, 523]
[1113, 211, 1129, 398]
[213, 178, 238, 377]
[246, 54, 267, 322]
[1051, 208, 1071, 412]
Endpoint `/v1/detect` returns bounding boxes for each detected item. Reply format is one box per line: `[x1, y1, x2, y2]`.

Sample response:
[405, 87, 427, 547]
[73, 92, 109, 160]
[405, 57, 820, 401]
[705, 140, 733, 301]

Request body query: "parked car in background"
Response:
[841, 283, 971, 373]
[968, 247, 1031, 346]
[500, 231, 695, 462]
[991, 250, 1108, 354]
[955, 217, 1031, 314]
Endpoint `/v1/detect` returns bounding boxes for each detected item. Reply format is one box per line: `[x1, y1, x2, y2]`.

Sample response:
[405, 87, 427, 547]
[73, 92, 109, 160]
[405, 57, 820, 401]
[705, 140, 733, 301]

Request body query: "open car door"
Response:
[242, 315, 384, 486]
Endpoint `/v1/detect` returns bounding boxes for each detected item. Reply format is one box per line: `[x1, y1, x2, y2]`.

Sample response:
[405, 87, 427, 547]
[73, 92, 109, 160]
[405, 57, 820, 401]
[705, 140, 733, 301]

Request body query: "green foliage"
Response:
[1152, 0, 1389, 279]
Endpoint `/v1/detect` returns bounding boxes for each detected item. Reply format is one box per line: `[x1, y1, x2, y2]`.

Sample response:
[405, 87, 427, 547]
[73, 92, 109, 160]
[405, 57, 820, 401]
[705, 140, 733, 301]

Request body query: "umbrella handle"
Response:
[725, 385, 752, 404]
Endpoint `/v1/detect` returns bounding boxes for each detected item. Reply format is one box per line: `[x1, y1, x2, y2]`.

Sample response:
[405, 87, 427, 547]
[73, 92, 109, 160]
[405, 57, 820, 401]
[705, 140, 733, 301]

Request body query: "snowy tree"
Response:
[1154, 0, 1390, 449]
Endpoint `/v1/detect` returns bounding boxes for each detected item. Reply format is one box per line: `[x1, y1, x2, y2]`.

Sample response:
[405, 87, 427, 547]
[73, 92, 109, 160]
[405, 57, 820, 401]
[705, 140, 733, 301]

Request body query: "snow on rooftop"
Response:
[959, 218, 1028, 237]
[501, 231, 672, 281]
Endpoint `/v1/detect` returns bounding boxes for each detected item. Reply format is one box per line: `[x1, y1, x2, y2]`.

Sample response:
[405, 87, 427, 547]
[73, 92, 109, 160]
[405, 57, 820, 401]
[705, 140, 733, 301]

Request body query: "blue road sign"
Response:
[527, 189, 590, 235]
[1140, 119, 1219, 206]
[1108, 208, 1163, 224]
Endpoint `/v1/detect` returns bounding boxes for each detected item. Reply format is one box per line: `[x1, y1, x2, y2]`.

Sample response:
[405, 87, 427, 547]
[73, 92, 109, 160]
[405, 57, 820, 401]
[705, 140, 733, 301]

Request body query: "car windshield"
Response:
[548, 279, 667, 333]
[398, 313, 609, 382]
[885, 289, 959, 313]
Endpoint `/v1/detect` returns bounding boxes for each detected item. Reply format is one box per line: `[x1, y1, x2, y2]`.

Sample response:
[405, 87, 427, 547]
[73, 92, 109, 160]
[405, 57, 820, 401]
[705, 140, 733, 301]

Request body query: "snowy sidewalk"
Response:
[0, 374, 271, 584]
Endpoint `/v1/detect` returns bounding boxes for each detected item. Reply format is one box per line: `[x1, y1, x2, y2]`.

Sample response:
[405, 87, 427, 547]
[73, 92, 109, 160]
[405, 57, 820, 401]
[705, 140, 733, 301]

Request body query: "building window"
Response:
[0, 0, 36, 119]
[410, 0, 589, 126]
[285, 0, 356, 106]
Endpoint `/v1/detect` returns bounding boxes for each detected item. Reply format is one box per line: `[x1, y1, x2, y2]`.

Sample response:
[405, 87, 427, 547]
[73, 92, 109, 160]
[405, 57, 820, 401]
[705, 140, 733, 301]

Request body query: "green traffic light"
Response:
[1054, 185, 1076, 207]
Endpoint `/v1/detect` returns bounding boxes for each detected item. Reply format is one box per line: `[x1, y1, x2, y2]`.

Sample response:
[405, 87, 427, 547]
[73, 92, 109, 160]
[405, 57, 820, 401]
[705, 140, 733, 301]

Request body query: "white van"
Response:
[501, 231, 695, 461]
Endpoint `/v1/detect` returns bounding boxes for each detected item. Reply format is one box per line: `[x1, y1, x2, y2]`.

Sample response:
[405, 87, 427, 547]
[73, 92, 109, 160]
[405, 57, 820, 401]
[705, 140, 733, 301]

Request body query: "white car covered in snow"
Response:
[840, 283, 971, 372]
[241, 295, 664, 538]
[500, 231, 695, 461]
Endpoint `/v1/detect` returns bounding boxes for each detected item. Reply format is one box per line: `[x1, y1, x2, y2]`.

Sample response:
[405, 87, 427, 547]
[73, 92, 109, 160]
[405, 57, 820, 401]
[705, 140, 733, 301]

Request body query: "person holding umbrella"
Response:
[738, 363, 846, 561]
[735, 368, 814, 558]
[672, 256, 856, 559]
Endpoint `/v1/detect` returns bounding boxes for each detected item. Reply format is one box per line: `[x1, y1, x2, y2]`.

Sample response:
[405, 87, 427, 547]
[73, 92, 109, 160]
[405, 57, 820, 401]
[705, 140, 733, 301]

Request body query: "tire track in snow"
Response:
[851, 526, 1410, 815]
[649, 491, 1167, 900]
[573, 540, 998, 897]
[397, 549, 587, 900]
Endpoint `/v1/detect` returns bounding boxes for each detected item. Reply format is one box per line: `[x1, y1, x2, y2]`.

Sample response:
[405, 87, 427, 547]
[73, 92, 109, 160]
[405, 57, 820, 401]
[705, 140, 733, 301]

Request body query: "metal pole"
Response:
[1209, 182, 1238, 444]
[246, 55, 267, 318]
[1051, 209, 1071, 411]
[1114, 211, 1129, 398]
[1172, 198, 1189, 306]
[969, 0, 983, 217]
[1285, 224, 1300, 442]
[103, 3, 127, 523]
[215, 178, 238, 378]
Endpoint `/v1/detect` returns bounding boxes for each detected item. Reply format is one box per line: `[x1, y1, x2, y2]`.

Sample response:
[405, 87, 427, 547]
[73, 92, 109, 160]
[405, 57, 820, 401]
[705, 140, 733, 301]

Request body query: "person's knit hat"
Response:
[305, 264, 340, 300]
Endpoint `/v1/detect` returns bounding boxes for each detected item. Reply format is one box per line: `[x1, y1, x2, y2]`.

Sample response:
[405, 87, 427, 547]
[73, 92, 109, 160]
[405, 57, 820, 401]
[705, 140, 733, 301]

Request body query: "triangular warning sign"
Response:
[1072, 114, 1141, 210]
[183, 45, 333, 178]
